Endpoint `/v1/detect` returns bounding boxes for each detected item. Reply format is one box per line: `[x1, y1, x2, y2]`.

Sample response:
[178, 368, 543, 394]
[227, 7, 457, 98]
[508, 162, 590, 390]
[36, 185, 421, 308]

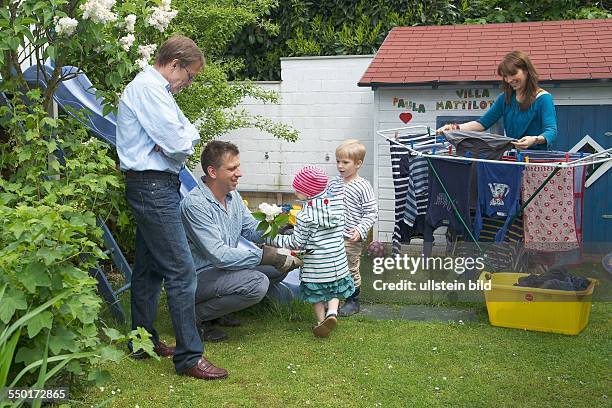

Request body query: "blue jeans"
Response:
[125, 170, 202, 373]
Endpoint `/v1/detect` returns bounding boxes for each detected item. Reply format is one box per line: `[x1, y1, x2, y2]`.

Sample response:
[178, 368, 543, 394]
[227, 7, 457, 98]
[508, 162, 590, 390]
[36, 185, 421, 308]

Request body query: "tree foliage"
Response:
[219, 0, 611, 80]
[169, 0, 298, 150]
[0, 0, 297, 392]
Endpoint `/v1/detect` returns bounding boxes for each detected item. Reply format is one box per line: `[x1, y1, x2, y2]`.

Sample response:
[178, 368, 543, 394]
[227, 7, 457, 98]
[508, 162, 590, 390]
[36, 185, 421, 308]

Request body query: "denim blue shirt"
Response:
[116, 66, 200, 174]
[478, 90, 557, 150]
[180, 177, 264, 273]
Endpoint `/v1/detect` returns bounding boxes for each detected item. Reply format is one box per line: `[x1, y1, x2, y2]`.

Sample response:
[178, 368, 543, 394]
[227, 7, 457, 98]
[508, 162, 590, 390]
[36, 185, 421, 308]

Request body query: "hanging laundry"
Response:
[573, 165, 586, 243]
[522, 165, 579, 252]
[389, 132, 445, 254]
[389, 136, 413, 254]
[397, 214, 433, 245]
[474, 162, 523, 242]
[402, 155, 429, 227]
[444, 130, 516, 203]
[424, 159, 473, 257]
[501, 150, 586, 264]
[443, 130, 515, 160]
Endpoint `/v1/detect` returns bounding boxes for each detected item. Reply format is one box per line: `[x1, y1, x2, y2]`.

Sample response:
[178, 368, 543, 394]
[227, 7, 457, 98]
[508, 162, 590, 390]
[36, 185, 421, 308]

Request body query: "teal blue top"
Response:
[478, 91, 557, 150]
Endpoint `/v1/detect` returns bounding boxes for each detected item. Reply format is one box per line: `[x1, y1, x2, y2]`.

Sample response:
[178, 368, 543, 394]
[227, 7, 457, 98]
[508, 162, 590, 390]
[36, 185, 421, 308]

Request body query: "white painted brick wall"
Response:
[205, 55, 376, 194]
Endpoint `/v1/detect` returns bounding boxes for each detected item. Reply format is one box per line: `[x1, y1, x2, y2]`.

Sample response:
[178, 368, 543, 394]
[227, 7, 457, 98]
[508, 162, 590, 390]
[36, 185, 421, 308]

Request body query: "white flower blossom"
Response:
[138, 43, 157, 59]
[136, 43, 158, 69]
[136, 57, 149, 71]
[147, 0, 177, 32]
[80, 0, 118, 25]
[258, 203, 283, 222]
[124, 14, 136, 32]
[54, 16, 78, 36]
[119, 34, 135, 51]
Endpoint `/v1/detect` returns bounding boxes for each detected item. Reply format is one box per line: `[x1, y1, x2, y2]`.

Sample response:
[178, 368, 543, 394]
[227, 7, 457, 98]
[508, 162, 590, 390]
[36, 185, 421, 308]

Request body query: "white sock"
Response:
[326, 308, 338, 317]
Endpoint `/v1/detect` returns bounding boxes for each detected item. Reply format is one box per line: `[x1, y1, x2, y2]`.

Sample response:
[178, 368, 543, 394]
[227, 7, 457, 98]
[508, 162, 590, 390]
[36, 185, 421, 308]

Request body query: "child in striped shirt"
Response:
[327, 139, 378, 316]
[270, 166, 354, 337]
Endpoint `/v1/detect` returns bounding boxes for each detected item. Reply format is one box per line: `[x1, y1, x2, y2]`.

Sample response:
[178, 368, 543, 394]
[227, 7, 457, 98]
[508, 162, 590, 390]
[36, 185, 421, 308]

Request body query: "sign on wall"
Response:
[391, 88, 496, 124]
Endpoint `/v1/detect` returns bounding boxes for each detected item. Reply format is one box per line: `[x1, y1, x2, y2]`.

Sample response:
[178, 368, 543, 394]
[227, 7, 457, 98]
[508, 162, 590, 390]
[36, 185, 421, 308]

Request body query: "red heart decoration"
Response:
[399, 112, 413, 123]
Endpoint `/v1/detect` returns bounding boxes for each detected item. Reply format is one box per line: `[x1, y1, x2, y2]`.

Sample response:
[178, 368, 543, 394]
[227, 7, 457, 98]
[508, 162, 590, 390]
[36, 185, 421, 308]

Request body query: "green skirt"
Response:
[300, 275, 355, 304]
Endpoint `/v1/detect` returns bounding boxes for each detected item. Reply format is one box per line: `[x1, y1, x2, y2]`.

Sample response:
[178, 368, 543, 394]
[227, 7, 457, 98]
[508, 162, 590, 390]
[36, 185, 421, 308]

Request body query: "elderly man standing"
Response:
[117, 35, 227, 380]
[181, 141, 302, 341]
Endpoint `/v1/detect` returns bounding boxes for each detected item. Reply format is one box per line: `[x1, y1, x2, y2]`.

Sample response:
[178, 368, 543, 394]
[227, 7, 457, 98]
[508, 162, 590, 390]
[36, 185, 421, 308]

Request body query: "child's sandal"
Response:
[312, 314, 337, 338]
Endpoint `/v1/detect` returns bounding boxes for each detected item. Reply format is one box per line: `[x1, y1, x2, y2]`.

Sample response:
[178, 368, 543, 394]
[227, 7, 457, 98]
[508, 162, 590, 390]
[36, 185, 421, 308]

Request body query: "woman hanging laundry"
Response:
[437, 50, 557, 150]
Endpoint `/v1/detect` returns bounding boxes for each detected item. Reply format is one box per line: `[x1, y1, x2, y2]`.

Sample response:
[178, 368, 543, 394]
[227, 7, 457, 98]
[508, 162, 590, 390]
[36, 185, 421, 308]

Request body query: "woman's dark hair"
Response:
[497, 50, 539, 111]
[200, 140, 240, 177]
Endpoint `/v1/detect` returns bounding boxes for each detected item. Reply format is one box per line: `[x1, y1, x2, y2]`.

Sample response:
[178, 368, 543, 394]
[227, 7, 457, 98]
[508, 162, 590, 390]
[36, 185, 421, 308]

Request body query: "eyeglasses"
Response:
[181, 65, 196, 82]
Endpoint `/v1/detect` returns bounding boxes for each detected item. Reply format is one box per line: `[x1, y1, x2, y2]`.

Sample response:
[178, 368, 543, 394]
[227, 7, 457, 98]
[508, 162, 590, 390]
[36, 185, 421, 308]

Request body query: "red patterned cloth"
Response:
[522, 166, 578, 252]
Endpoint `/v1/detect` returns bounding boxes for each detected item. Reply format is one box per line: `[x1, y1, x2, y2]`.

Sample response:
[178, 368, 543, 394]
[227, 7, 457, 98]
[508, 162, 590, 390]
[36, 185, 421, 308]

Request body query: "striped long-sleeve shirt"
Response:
[270, 191, 349, 283]
[326, 176, 378, 240]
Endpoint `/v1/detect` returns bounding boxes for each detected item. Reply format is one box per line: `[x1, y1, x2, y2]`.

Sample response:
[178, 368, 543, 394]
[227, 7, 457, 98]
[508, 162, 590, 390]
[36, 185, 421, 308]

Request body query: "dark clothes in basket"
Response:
[514, 267, 590, 291]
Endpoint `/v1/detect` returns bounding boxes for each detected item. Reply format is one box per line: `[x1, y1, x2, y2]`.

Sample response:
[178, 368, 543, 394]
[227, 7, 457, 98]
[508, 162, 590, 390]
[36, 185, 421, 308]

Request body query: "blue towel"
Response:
[474, 162, 523, 242]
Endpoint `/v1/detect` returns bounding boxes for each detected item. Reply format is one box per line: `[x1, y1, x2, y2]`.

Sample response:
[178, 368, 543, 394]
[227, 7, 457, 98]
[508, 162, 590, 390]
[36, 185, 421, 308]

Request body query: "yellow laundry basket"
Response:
[479, 272, 597, 335]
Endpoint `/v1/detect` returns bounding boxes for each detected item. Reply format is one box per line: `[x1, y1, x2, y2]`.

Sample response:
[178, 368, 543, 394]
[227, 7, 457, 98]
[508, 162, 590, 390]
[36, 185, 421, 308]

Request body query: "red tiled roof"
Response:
[358, 19, 612, 87]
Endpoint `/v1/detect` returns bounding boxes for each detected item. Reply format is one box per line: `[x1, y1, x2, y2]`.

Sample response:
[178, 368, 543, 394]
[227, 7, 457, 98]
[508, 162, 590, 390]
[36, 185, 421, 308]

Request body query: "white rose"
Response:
[258, 202, 282, 222]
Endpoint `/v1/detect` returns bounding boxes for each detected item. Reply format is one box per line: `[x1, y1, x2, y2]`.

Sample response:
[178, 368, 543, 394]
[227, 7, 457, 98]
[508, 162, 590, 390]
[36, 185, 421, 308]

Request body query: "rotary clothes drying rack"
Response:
[377, 125, 612, 266]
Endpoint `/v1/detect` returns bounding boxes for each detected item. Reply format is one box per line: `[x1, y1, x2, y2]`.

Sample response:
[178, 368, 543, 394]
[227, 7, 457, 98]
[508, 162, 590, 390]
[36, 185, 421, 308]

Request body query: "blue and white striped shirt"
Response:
[326, 176, 378, 240]
[271, 192, 349, 283]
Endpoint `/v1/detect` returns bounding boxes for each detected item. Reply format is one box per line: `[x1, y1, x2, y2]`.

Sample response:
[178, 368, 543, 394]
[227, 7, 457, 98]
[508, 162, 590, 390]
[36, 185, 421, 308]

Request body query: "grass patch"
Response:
[79, 252, 610, 407]
[74, 297, 610, 407]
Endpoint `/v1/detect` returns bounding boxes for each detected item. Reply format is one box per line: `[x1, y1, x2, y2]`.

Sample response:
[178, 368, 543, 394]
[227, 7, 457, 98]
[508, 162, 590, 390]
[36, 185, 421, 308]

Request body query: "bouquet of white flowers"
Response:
[251, 203, 289, 239]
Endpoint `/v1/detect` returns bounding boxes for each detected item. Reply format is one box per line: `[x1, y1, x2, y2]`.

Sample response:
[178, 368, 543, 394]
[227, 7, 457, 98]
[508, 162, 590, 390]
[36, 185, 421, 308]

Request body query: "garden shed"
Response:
[358, 18, 612, 245]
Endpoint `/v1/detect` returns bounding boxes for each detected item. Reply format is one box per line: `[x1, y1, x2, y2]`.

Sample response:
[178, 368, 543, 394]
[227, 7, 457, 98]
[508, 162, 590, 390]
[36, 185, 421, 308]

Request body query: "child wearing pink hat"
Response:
[269, 166, 354, 337]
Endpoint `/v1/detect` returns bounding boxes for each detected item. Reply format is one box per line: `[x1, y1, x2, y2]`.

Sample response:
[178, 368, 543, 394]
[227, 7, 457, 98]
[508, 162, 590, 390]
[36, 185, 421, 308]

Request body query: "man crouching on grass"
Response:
[180, 141, 303, 342]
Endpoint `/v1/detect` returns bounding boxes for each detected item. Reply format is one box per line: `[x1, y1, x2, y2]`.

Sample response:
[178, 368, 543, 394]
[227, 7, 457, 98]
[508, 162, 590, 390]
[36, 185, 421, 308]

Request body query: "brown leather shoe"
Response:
[182, 357, 228, 380]
[131, 340, 175, 360]
[153, 341, 175, 358]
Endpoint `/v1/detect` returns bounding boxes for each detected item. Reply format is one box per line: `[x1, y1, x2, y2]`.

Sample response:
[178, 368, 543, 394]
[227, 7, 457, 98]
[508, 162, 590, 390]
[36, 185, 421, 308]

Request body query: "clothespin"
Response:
[565, 152, 570, 162]
[525, 156, 530, 163]
[465, 151, 471, 158]
[410, 140, 414, 149]
[432, 146, 437, 154]
[579, 151, 584, 159]
[518, 153, 523, 162]
[448, 145, 453, 155]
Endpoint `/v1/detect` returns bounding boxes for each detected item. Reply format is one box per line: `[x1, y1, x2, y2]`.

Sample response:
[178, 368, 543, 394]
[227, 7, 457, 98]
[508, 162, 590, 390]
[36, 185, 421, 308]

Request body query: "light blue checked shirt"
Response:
[116, 66, 200, 174]
[180, 177, 264, 273]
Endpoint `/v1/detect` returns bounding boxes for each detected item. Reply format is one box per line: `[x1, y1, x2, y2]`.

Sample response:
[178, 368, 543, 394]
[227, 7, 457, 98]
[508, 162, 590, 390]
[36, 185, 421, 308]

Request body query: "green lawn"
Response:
[77, 296, 610, 408]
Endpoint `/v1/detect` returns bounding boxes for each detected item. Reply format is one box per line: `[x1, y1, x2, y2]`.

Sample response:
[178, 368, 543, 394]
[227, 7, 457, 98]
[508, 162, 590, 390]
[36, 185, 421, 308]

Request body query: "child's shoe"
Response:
[338, 298, 360, 316]
[312, 314, 337, 338]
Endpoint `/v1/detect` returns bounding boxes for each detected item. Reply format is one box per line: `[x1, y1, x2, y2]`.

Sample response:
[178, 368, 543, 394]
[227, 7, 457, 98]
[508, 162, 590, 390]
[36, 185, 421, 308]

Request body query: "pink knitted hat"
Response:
[293, 166, 328, 197]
